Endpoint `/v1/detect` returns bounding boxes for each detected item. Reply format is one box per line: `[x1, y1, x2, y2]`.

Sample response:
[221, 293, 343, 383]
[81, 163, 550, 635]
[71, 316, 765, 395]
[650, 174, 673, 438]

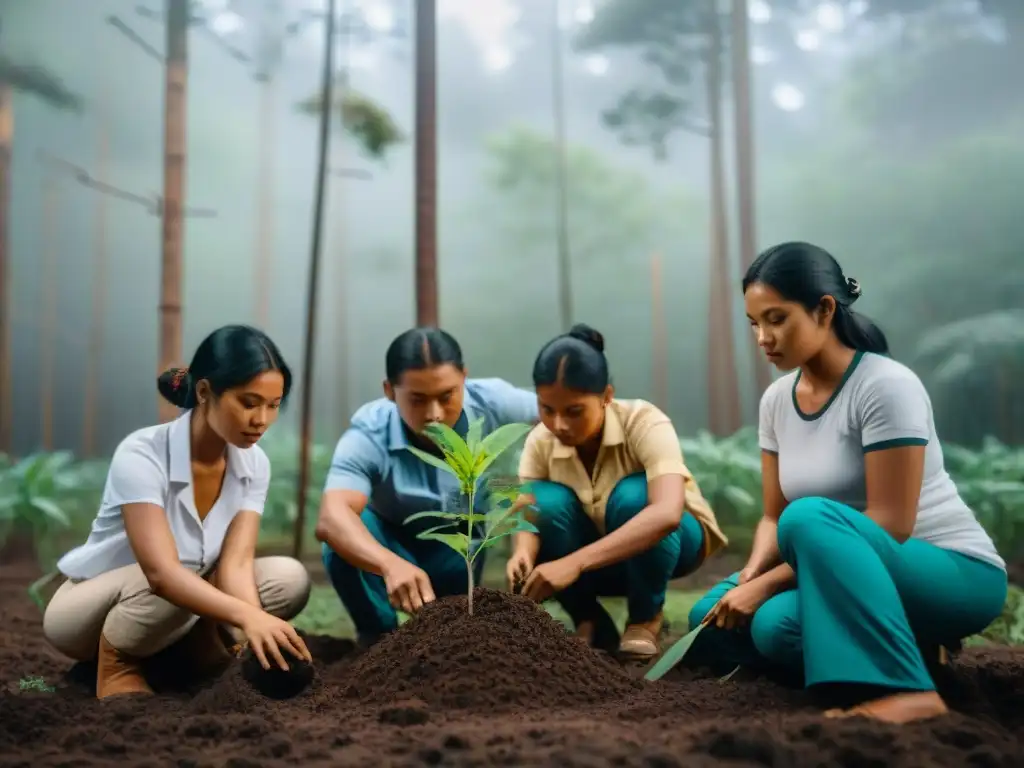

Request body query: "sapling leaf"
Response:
[417, 531, 471, 555]
[406, 445, 459, 477]
[405, 510, 488, 525]
[466, 418, 484, 456]
[476, 423, 533, 475]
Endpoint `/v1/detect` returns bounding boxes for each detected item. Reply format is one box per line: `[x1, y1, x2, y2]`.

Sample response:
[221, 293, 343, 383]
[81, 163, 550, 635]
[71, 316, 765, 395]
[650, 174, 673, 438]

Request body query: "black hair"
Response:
[532, 323, 609, 395]
[742, 241, 889, 355]
[384, 327, 464, 385]
[157, 324, 292, 409]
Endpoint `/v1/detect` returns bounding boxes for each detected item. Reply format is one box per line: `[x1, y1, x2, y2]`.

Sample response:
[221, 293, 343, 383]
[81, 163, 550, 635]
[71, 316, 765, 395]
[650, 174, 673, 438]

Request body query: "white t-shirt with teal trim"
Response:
[759, 351, 1005, 570]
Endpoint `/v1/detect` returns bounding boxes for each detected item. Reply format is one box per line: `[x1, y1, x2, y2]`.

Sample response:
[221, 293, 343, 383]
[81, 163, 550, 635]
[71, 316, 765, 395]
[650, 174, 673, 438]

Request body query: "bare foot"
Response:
[824, 691, 949, 724]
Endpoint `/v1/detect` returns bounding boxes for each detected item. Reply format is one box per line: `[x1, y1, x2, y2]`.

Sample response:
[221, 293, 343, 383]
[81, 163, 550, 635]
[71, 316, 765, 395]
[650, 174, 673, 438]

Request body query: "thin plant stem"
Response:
[466, 484, 476, 614]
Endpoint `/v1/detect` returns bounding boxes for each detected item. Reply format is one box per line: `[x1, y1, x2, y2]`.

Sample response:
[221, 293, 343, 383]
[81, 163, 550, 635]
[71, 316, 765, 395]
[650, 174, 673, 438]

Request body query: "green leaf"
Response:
[466, 417, 485, 457]
[645, 623, 707, 681]
[29, 496, 70, 526]
[406, 445, 459, 477]
[416, 530, 470, 555]
[478, 423, 532, 474]
[404, 510, 488, 526]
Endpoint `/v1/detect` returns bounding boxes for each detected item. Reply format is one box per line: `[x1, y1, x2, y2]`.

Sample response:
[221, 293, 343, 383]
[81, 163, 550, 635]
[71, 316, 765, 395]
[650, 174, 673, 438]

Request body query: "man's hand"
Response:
[522, 556, 583, 603]
[381, 557, 435, 614]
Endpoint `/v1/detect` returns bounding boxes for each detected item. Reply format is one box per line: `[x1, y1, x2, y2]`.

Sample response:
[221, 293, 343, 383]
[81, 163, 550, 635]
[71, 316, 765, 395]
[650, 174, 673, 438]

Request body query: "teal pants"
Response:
[688, 497, 1007, 690]
[531, 473, 706, 628]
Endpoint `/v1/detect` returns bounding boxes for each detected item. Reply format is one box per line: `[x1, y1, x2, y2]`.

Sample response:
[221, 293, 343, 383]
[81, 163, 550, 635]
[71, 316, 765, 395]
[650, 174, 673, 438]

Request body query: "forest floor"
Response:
[1, 561, 1021, 767]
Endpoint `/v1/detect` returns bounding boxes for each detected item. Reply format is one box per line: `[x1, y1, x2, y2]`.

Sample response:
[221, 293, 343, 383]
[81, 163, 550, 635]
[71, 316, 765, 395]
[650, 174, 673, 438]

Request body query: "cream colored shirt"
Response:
[518, 398, 727, 555]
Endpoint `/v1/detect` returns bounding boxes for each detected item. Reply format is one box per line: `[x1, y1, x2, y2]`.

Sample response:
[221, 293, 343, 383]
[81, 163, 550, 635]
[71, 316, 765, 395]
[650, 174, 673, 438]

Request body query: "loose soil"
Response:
[1, 563, 1021, 767]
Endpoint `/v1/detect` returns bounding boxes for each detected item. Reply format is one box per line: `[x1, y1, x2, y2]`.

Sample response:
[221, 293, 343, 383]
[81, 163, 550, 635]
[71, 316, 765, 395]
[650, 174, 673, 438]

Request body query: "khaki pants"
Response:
[42, 556, 312, 661]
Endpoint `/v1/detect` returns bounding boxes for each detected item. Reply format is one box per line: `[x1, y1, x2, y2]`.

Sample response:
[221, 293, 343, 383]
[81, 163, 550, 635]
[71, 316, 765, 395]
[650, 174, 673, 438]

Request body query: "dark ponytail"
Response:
[743, 242, 889, 355]
[157, 325, 292, 410]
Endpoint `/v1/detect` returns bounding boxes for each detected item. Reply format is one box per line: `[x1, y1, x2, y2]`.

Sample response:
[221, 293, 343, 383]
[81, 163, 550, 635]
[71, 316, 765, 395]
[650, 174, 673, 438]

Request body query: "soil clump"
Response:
[1, 563, 1022, 767]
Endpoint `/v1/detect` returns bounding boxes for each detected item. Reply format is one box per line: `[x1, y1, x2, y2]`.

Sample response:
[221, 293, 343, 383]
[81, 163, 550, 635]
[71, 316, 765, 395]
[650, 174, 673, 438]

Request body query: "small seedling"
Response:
[18, 676, 55, 693]
[404, 418, 535, 615]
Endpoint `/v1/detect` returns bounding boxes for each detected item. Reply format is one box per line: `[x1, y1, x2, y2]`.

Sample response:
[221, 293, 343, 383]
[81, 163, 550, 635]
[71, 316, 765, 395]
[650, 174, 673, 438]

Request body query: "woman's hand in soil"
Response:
[506, 548, 535, 592]
[521, 556, 583, 603]
[240, 610, 313, 671]
[382, 557, 436, 614]
[702, 578, 773, 631]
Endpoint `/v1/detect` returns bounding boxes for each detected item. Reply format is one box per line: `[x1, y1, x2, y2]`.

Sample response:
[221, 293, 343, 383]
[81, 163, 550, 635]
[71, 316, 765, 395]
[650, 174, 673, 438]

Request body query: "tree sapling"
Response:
[403, 418, 535, 615]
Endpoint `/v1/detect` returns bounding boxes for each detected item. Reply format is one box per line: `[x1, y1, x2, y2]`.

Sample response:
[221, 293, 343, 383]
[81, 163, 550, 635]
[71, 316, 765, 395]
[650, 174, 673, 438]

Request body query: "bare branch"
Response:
[106, 15, 165, 63]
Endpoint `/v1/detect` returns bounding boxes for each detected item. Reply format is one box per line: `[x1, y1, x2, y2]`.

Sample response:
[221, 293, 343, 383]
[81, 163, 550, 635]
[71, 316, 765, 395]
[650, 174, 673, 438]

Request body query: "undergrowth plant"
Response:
[403, 418, 535, 615]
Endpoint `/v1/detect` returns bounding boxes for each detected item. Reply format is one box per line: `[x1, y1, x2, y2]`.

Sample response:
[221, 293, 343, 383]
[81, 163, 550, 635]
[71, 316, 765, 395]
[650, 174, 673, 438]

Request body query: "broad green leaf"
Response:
[645, 623, 707, 681]
[722, 485, 756, 509]
[30, 497, 70, 526]
[466, 417, 485, 457]
[406, 446, 459, 477]
[423, 422, 473, 464]
[477, 423, 532, 474]
[416, 530, 470, 555]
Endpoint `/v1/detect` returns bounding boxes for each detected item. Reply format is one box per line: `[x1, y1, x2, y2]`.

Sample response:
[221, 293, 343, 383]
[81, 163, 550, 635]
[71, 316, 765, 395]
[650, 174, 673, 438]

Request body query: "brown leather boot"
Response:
[180, 618, 241, 678]
[618, 612, 664, 660]
[96, 634, 154, 699]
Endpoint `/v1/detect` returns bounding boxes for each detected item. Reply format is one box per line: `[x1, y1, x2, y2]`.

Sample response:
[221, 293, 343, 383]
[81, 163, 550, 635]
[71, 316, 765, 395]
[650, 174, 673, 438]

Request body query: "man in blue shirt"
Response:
[315, 327, 537, 645]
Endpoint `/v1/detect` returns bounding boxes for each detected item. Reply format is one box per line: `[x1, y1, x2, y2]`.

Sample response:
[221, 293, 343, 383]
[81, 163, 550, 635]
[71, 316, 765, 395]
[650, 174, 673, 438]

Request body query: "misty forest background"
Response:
[2, 0, 1024, 602]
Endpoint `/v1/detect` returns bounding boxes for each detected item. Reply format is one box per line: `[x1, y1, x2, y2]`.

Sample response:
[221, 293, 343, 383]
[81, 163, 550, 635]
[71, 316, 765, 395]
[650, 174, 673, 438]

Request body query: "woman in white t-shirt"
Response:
[687, 242, 1007, 725]
[43, 325, 313, 699]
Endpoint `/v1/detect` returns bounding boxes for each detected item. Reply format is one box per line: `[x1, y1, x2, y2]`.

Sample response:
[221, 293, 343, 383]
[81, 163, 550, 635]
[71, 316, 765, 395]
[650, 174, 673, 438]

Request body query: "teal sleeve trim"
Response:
[862, 437, 929, 454]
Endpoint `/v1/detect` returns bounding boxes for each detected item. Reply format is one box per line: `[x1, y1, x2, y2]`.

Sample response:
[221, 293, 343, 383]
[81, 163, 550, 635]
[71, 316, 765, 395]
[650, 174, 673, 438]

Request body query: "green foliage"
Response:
[0, 452, 107, 560]
[574, 0, 718, 158]
[18, 676, 55, 693]
[0, 55, 81, 110]
[979, 585, 1024, 646]
[258, 435, 333, 539]
[481, 125, 671, 268]
[943, 439, 1024, 563]
[403, 419, 536, 613]
[296, 86, 404, 159]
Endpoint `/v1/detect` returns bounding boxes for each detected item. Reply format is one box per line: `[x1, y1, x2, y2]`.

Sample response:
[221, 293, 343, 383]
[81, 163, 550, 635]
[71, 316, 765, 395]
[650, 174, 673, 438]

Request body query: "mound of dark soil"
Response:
[336, 588, 644, 710]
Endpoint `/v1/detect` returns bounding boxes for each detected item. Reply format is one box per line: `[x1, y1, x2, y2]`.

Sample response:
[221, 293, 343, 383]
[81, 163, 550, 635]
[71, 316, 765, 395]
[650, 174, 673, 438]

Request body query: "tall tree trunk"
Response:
[551, 0, 573, 331]
[293, 0, 337, 560]
[731, 0, 772, 400]
[40, 174, 57, 450]
[158, 0, 189, 423]
[0, 83, 12, 454]
[414, 0, 438, 326]
[706, 6, 742, 436]
[83, 72, 110, 457]
[651, 251, 668, 409]
[333, 33, 351, 432]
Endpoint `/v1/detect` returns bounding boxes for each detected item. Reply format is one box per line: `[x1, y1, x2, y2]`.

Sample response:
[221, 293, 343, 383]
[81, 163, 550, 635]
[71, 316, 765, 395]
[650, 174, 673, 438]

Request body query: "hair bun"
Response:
[157, 367, 196, 409]
[845, 276, 862, 301]
[567, 323, 605, 354]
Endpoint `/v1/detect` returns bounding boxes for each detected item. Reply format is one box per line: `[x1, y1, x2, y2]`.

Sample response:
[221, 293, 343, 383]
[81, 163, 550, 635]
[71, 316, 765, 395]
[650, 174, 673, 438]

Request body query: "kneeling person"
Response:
[316, 327, 538, 646]
[509, 324, 727, 660]
[43, 326, 313, 699]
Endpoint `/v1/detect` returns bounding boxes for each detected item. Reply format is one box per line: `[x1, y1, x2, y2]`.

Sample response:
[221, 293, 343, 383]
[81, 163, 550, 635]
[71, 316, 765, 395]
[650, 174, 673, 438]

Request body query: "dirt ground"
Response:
[1, 563, 1021, 767]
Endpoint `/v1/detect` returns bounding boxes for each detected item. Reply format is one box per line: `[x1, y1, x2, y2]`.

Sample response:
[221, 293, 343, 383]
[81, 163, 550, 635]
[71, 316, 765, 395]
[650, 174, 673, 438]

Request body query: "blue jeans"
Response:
[688, 497, 1008, 690]
[322, 508, 487, 644]
[530, 472, 706, 627]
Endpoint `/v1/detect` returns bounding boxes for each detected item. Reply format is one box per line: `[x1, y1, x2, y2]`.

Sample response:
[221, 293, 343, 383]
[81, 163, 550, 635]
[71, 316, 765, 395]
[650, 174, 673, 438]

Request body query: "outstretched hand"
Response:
[521, 557, 582, 603]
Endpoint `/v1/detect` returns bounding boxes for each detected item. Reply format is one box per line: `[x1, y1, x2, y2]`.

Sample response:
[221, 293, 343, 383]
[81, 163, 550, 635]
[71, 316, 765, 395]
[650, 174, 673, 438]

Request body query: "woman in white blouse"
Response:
[44, 325, 312, 699]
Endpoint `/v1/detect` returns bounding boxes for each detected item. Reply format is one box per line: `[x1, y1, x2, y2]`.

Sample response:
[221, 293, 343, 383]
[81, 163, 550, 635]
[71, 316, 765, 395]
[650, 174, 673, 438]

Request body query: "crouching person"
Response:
[43, 325, 312, 699]
[509, 324, 728, 660]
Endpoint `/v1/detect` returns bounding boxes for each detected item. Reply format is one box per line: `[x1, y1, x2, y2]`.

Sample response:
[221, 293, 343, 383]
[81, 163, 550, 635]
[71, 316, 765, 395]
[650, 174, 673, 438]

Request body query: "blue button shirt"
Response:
[324, 378, 537, 528]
